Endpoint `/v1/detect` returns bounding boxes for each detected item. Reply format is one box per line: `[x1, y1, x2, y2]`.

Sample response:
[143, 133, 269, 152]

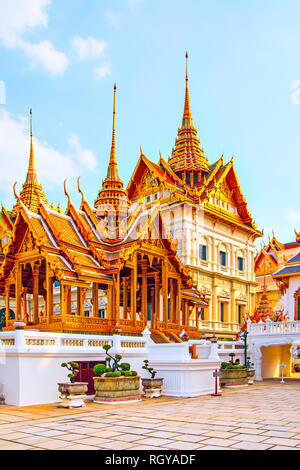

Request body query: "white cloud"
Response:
[0, 0, 68, 76]
[0, 110, 97, 199]
[68, 134, 97, 171]
[72, 36, 107, 60]
[20, 39, 68, 76]
[105, 10, 121, 28]
[284, 208, 300, 224]
[128, 0, 142, 8]
[94, 63, 111, 80]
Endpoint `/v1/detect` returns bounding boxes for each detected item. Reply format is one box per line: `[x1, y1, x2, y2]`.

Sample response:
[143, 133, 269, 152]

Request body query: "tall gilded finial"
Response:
[11, 108, 46, 216]
[105, 83, 120, 181]
[95, 83, 129, 215]
[182, 51, 192, 126]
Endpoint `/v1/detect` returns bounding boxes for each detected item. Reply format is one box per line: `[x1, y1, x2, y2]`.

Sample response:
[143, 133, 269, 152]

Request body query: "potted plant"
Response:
[57, 362, 88, 408]
[141, 360, 164, 398]
[246, 356, 255, 384]
[93, 345, 141, 404]
[220, 362, 248, 388]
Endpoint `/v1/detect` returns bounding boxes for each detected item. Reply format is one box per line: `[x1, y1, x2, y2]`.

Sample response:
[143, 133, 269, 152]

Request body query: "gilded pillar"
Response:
[141, 260, 148, 324]
[33, 264, 39, 325]
[5, 285, 10, 327]
[131, 261, 137, 326]
[177, 279, 182, 329]
[92, 282, 98, 317]
[169, 278, 174, 324]
[154, 272, 160, 329]
[123, 277, 128, 319]
[162, 261, 168, 326]
[15, 263, 22, 322]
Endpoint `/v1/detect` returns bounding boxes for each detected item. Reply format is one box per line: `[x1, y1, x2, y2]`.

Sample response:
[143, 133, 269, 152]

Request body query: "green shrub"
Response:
[119, 363, 130, 371]
[113, 371, 121, 377]
[93, 364, 106, 376]
[221, 362, 228, 369]
[105, 372, 114, 377]
[131, 371, 138, 376]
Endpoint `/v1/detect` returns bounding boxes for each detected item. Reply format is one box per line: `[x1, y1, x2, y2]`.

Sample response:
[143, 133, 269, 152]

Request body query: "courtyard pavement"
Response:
[0, 381, 300, 450]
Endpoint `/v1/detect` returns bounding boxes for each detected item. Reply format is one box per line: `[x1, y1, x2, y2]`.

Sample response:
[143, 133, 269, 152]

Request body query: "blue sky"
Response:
[1, 0, 300, 245]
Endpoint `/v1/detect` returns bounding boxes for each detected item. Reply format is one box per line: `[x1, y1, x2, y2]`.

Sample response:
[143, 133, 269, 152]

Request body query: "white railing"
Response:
[248, 320, 300, 336]
[0, 330, 146, 352]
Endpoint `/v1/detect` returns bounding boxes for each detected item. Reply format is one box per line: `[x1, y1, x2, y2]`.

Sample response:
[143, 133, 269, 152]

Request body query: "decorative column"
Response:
[150, 287, 155, 328]
[33, 263, 39, 325]
[77, 287, 82, 316]
[15, 263, 22, 322]
[141, 260, 148, 324]
[45, 263, 52, 324]
[131, 262, 137, 326]
[92, 282, 98, 317]
[177, 279, 182, 330]
[211, 277, 218, 323]
[61, 284, 67, 323]
[169, 278, 174, 324]
[154, 272, 160, 329]
[162, 260, 168, 326]
[123, 277, 128, 319]
[5, 285, 10, 327]
[22, 288, 28, 324]
[230, 282, 236, 327]
[114, 272, 120, 324]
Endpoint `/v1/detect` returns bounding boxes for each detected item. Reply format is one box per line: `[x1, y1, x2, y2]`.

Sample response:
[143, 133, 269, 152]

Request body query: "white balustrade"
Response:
[248, 320, 300, 336]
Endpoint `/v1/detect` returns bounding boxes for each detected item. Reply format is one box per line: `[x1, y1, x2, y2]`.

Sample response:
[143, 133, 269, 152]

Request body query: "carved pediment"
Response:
[20, 231, 36, 253]
[141, 171, 159, 193]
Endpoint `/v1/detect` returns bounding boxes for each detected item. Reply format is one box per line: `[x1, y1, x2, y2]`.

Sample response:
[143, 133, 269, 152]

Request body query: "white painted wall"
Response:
[0, 328, 220, 406]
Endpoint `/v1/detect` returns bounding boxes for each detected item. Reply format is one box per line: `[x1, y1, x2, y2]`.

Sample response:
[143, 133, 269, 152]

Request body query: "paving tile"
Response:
[233, 441, 274, 450]
[200, 438, 239, 448]
[262, 437, 300, 447]
[163, 441, 204, 450]
[262, 430, 296, 438]
[135, 437, 171, 447]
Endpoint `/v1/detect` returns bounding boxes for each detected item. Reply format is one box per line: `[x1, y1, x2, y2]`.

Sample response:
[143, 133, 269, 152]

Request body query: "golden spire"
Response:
[25, 109, 38, 186]
[182, 52, 192, 126]
[168, 53, 209, 179]
[105, 83, 120, 181]
[12, 109, 46, 215]
[94, 84, 129, 217]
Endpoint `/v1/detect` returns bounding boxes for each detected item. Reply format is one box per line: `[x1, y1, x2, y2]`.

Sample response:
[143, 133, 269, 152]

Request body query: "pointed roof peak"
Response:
[168, 54, 209, 177]
[95, 85, 129, 214]
[105, 83, 121, 182]
[12, 109, 46, 215]
[182, 51, 192, 127]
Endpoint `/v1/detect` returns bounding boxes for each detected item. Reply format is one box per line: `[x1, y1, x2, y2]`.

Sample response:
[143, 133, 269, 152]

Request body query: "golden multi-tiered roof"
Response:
[94, 84, 129, 217]
[168, 52, 209, 185]
[12, 110, 47, 216]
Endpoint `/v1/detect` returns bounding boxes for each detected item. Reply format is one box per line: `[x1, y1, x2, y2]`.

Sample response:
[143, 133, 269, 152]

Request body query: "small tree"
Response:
[103, 344, 123, 372]
[229, 353, 236, 364]
[61, 362, 79, 383]
[142, 360, 157, 379]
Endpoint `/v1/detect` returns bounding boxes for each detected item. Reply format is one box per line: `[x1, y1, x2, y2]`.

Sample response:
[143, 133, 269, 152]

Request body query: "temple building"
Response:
[0, 87, 207, 342]
[254, 232, 300, 314]
[127, 53, 262, 337]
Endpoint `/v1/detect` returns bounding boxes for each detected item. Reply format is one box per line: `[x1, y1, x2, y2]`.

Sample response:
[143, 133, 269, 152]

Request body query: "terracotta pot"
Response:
[220, 368, 248, 387]
[141, 378, 164, 398]
[93, 376, 141, 403]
